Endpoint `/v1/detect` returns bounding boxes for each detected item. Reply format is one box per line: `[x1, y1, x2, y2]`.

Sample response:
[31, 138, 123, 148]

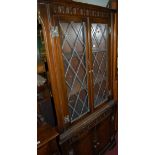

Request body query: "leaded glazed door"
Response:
[55, 16, 91, 125]
[54, 16, 111, 128]
[90, 19, 110, 109]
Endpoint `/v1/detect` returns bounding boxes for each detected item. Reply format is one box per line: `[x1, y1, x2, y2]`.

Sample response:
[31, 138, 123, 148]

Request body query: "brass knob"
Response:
[88, 70, 93, 73]
[37, 141, 40, 145]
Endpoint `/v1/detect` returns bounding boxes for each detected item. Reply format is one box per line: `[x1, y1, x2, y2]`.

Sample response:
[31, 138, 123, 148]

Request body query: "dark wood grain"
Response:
[37, 124, 60, 155]
[37, 124, 59, 148]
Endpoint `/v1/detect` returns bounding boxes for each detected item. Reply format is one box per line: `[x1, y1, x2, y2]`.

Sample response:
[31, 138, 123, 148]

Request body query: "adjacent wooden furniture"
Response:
[37, 124, 60, 155]
[37, 16, 59, 155]
[38, 0, 117, 154]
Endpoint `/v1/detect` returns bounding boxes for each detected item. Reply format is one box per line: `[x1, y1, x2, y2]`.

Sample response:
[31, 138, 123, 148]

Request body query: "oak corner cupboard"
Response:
[38, 0, 117, 154]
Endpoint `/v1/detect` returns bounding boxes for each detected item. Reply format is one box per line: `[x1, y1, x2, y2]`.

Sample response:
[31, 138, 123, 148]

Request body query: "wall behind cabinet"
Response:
[73, 0, 109, 7]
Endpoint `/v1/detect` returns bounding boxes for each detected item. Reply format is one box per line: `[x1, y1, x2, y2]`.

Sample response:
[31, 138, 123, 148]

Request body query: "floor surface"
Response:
[105, 135, 118, 155]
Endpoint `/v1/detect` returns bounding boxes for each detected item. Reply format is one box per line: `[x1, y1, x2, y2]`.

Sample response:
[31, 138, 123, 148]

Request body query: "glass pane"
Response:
[91, 23, 109, 107]
[59, 21, 89, 122]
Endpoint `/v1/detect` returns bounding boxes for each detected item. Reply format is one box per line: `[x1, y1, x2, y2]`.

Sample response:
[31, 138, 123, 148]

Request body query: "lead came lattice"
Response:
[59, 21, 89, 122]
[91, 23, 109, 107]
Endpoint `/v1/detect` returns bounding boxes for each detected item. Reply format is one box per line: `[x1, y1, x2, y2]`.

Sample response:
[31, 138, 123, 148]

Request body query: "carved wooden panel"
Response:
[59, 101, 115, 155]
[95, 116, 111, 152]
[72, 130, 94, 155]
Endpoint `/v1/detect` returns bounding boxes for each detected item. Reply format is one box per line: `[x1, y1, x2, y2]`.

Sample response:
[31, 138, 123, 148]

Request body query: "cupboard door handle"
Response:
[88, 70, 93, 73]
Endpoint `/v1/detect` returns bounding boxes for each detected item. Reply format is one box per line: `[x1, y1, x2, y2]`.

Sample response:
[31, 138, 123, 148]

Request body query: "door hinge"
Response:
[109, 27, 111, 34]
[64, 115, 70, 124]
[51, 26, 59, 38]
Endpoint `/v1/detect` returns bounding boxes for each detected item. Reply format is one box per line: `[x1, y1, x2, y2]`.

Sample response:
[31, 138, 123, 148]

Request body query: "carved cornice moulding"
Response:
[39, 1, 116, 18]
[51, 3, 110, 18]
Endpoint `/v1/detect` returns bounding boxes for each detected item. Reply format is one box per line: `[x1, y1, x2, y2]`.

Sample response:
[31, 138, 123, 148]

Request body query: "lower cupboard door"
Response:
[96, 116, 112, 153]
[72, 131, 94, 155]
[38, 144, 49, 155]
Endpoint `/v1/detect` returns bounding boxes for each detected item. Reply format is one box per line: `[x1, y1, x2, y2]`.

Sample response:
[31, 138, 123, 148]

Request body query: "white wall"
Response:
[73, 0, 109, 7]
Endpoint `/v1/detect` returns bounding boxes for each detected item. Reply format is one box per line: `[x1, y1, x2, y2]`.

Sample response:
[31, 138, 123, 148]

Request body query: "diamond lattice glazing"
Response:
[59, 21, 89, 122]
[91, 23, 108, 107]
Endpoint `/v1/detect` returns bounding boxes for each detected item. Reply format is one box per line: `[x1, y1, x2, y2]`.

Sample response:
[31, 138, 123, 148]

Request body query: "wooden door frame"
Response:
[53, 15, 93, 128]
[88, 17, 113, 112]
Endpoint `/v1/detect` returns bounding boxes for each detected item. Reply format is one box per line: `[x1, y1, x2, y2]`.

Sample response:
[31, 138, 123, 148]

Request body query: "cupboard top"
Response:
[38, 0, 116, 19]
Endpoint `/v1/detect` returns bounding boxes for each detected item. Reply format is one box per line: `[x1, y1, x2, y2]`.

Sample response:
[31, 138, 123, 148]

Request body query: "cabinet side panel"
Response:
[38, 4, 65, 131]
